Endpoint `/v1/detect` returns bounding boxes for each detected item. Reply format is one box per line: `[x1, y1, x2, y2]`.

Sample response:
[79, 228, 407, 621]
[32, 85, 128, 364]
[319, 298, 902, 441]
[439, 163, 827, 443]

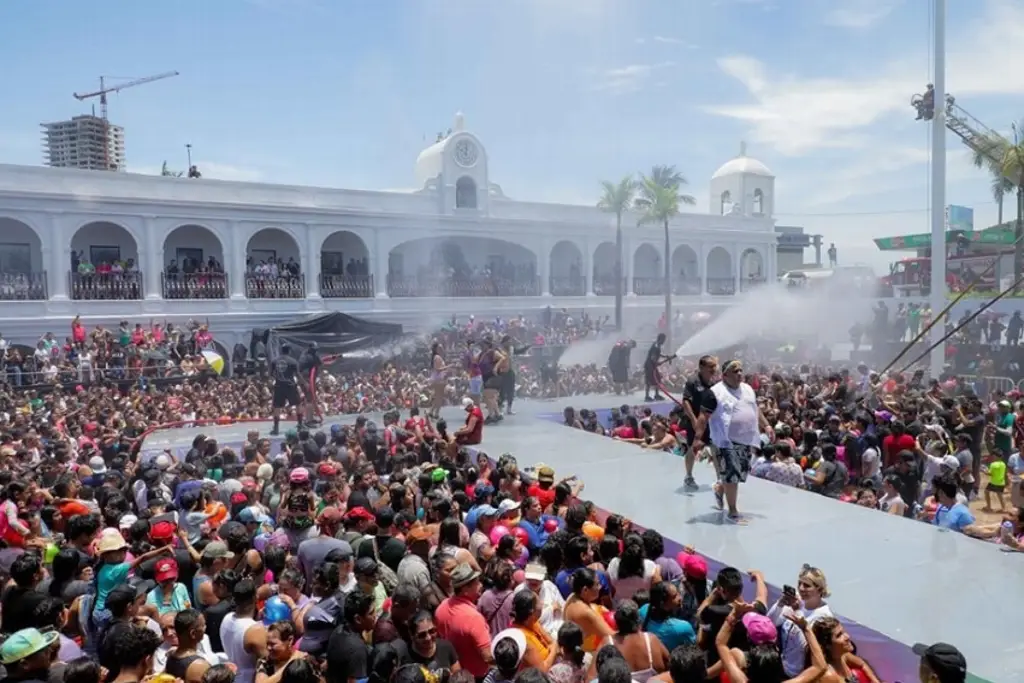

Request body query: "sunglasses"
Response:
[415, 628, 438, 639]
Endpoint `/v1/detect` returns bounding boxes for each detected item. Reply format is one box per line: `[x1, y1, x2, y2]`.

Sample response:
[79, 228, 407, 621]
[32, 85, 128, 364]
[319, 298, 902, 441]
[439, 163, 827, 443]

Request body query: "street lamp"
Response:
[186, 143, 192, 169]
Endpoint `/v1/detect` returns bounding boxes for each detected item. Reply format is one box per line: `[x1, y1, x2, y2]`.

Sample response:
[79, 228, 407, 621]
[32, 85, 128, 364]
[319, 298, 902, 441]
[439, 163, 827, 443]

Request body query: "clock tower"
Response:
[414, 112, 492, 214]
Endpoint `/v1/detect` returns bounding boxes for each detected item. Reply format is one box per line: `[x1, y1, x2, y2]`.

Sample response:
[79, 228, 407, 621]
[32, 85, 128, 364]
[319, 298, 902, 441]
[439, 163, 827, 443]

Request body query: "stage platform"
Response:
[140, 393, 1018, 683]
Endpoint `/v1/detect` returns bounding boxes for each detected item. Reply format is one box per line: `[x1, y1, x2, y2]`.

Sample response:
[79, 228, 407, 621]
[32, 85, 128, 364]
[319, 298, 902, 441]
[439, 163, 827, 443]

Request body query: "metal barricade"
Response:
[957, 375, 1016, 398]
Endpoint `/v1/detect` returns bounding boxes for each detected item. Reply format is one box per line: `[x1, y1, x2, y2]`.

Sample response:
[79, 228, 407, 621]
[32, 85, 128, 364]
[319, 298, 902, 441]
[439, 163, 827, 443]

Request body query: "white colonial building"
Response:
[0, 113, 779, 344]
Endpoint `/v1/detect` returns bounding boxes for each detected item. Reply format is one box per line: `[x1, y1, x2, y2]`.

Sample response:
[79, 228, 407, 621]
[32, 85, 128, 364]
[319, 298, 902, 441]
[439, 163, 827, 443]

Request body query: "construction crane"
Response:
[72, 71, 179, 170]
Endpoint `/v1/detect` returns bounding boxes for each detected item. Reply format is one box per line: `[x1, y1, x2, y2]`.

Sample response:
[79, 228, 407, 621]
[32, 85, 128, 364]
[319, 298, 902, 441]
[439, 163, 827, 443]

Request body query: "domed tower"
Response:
[709, 142, 774, 217]
[414, 111, 491, 213]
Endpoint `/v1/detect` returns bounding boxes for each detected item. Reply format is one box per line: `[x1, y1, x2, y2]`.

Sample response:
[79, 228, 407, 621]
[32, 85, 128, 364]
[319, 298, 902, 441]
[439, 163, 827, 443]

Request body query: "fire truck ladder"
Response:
[944, 98, 1012, 169]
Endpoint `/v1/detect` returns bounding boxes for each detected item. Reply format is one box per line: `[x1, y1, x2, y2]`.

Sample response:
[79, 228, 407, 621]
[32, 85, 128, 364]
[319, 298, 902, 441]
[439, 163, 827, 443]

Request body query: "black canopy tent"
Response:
[266, 311, 404, 370]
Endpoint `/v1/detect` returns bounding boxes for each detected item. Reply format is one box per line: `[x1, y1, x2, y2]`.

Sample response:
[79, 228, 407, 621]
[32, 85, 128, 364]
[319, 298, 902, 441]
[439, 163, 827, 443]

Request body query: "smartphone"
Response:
[783, 584, 797, 598]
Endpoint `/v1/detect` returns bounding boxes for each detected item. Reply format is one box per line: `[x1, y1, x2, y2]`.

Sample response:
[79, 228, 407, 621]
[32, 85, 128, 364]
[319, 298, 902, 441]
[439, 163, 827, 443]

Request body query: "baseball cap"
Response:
[88, 455, 107, 474]
[354, 557, 378, 576]
[537, 466, 555, 483]
[149, 520, 176, 542]
[345, 506, 375, 522]
[406, 525, 433, 543]
[0, 628, 59, 665]
[912, 643, 967, 683]
[118, 514, 139, 531]
[523, 563, 546, 582]
[497, 498, 520, 515]
[431, 468, 447, 483]
[474, 483, 495, 500]
[476, 504, 500, 518]
[201, 541, 235, 560]
[290, 467, 310, 484]
[154, 557, 179, 583]
[316, 507, 344, 528]
[155, 454, 172, 470]
[462, 397, 474, 409]
[238, 506, 269, 525]
[680, 553, 708, 580]
[742, 612, 778, 646]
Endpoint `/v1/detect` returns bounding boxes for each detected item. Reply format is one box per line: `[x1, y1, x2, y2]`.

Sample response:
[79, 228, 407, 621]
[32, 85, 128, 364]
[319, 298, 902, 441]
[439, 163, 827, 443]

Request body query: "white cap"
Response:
[88, 455, 107, 474]
[119, 514, 139, 530]
[462, 397, 474, 409]
[155, 454, 171, 470]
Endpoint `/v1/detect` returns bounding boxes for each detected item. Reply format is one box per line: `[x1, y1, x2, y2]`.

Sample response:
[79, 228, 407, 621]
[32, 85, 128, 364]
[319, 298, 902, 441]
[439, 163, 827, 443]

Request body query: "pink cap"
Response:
[678, 552, 707, 580]
[742, 612, 778, 646]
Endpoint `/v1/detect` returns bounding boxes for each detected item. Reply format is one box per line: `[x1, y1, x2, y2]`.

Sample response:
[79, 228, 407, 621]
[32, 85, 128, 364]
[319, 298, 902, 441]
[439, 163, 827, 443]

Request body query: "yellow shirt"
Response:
[989, 460, 1007, 487]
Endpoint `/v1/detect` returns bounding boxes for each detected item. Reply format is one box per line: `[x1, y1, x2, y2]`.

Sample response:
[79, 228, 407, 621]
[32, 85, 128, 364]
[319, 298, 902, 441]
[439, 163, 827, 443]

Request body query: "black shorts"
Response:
[273, 383, 301, 408]
[611, 367, 628, 384]
[484, 375, 504, 391]
[644, 365, 658, 386]
[986, 482, 1005, 494]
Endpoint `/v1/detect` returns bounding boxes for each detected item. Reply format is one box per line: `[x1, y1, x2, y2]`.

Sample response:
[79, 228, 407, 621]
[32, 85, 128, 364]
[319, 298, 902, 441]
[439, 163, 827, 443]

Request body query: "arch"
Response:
[720, 191, 732, 215]
[740, 247, 766, 292]
[632, 243, 662, 296]
[387, 236, 539, 297]
[549, 240, 584, 295]
[752, 189, 764, 215]
[246, 227, 302, 270]
[671, 244, 700, 295]
[321, 230, 370, 276]
[0, 217, 47, 300]
[163, 224, 226, 270]
[706, 246, 734, 295]
[0, 217, 45, 273]
[71, 220, 140, 268]
[592, 241, 619, 295]
[455, 176, 478, 209]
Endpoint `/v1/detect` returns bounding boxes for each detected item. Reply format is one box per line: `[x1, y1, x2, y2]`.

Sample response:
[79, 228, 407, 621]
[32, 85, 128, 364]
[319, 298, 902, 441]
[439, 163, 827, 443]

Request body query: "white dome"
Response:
[415, 139, 448, 188]
[711, 155, 773, 180]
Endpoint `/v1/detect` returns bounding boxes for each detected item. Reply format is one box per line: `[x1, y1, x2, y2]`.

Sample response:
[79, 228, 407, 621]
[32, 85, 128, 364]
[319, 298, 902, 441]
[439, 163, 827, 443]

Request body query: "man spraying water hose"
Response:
[644, 333, 676, 402]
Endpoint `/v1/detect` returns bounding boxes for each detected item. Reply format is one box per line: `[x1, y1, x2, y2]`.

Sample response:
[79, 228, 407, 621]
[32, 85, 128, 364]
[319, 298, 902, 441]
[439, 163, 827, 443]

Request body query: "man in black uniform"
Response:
[298, 342, 323, 427]
[682, 354, 719, 491]
[643, 333, 674, 401]
[271, 343, 301, 436]
[607, 340, 636, 395]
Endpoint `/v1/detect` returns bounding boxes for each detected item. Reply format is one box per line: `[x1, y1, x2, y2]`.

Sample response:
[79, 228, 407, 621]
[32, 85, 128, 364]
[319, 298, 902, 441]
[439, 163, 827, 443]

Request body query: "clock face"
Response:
[453, 138, 479, 167]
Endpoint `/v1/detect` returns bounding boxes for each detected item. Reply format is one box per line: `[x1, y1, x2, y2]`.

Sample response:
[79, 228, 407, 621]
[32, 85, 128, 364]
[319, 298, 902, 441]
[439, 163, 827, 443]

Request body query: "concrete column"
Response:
[374, 231, 389, 298]
[698, 243, 708, 295]
[540, 239, 551, 296]
[733, 244, 741, 294]
[305, 224, 321, 299]
[583, 241, 593, 296]
[144, 217, 163, 300]
[625, 240, 636, 296]
[47, 215, 69, 301]
[229, 221, 246, 300]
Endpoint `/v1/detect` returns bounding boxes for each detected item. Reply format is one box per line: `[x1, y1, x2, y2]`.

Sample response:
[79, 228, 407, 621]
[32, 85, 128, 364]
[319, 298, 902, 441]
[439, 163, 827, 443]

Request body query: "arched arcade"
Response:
[387, 236, 539, 297]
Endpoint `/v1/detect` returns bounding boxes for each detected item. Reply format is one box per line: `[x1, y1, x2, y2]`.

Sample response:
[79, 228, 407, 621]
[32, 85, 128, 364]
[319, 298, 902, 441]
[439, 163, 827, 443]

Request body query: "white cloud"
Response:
[823, 0, 900, 29]
[706, 0, 1024, 156]
[593, 62, 675, 95]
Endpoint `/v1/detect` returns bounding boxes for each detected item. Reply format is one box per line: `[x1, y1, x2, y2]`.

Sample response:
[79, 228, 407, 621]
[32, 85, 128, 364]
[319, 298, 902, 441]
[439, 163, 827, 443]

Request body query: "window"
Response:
[0, 243, 32, 273]
[720, 191, 731, 215]
[455, 176, 478, 209]
[753, 189, 764, 215]
[249, 248, 276, 264]
[90, 245, 121, 265]
[176, 247, 203, 268]
[321, 251, 345, 275]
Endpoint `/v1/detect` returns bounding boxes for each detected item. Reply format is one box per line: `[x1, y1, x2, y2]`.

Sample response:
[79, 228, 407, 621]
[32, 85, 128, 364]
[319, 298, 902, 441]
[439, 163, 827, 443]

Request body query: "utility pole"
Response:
[929, 0, 946, 378]
[186, 143, 192, 169]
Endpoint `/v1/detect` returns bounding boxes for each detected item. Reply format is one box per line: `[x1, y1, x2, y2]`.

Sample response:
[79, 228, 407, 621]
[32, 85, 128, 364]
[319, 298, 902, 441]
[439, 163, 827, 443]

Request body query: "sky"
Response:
[2, 0, 1024, 273]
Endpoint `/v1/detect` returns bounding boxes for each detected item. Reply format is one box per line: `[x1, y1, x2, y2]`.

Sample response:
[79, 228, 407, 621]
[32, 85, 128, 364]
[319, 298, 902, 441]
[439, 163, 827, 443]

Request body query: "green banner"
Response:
[874, 229, 1015, 251]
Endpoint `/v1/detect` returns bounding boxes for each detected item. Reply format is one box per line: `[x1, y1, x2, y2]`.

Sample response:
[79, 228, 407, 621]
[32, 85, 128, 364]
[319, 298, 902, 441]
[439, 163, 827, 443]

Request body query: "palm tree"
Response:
[973, 122, 1024, 287]
[635, 165, 696, 349]
[597, 176, 637, 330]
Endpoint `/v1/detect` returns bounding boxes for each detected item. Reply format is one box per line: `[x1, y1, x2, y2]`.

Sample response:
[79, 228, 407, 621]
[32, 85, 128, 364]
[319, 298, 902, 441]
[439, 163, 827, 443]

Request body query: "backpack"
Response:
[370, 536, 399, 594]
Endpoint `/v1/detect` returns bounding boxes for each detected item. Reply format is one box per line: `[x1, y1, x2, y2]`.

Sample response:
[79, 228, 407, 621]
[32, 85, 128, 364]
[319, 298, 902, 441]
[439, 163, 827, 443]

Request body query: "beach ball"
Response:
[489, 525, 511, 545]
[543, 518, 559, 533]
[263, 595, 292, 625]
[602, 608, 617, 631]
[511, 526, 530, 546]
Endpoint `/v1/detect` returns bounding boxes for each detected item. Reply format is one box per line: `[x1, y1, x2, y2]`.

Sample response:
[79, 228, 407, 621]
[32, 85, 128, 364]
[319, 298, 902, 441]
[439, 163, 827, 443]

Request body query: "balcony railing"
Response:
[245, 273, 306, 299]
[161, 272, 229, 299]
[0, 272, 48, 301]
[592, 276, 626, 296]
[70, 271, 143, 300]
[320, 274, 373, 298]
[549, 276, 585, 296]
[386, 275, 541, 298]
[632, 277, 665, 296]
[707, 277, 736, 295]
[740, 277, 767, 292]
[672, 277, 702, 295]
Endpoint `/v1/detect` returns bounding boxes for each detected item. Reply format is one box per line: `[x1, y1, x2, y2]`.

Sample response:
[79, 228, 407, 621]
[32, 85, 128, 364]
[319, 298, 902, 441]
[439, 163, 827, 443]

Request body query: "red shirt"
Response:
[882, 433, 915, 468]
[461, 407, 484, 444]
[435, 596, 492, 677]
[527, 482, 557, 509]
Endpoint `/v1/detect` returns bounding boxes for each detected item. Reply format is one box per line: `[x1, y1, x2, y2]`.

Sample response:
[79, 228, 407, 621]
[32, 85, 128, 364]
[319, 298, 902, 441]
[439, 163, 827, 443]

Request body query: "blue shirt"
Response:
[637, 603, 696, 651]
[464, 505, 483, 534]
[95, 561, 131, 611]
[933, 503, 975, 532]
[518, 515, 562, 550]
[555, 567, 611, 599]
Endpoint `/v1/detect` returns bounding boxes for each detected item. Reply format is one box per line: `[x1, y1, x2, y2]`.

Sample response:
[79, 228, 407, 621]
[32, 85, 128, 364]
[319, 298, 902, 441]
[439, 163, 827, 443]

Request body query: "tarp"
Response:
[267, 312, 403, 369]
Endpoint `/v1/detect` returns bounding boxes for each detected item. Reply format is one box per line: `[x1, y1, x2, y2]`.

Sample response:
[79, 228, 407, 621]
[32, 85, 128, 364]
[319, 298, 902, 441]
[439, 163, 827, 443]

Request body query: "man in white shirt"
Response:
[702, 359, 767, 524]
